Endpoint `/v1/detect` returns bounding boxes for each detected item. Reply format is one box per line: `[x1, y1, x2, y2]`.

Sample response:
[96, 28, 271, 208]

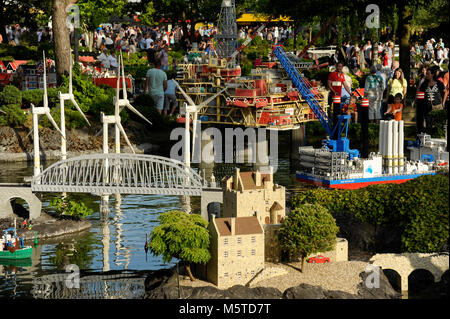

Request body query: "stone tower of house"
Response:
[221, 167, 286, 224]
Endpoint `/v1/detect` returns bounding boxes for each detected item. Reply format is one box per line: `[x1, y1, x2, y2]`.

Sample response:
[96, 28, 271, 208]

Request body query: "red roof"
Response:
[214, 216, 263, 236]
[7, 60, 28, 70]
[79, 56, 96, 63]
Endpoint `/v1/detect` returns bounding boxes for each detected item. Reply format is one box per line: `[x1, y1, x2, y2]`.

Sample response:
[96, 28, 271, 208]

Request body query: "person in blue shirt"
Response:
[145, 60, 167, 114]
[164, 72, 178, 116]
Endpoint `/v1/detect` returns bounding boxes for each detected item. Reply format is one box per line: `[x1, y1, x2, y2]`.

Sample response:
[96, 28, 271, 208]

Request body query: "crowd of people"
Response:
[327, 37, 448, 138]
[2, 21, 448, 127]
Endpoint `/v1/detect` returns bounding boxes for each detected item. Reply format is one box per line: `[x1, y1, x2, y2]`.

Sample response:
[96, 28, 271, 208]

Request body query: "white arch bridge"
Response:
[7, 154, 222, 220]
[31, 154, 217, 196]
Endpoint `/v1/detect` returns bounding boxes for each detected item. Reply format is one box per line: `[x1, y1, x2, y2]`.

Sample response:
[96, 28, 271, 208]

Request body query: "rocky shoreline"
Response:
[0, 125, 158, 163]
[143, 266, 402, 299]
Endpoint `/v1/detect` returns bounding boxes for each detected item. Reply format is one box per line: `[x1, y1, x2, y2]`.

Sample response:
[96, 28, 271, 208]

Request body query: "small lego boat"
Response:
[0, 226, 32, 260]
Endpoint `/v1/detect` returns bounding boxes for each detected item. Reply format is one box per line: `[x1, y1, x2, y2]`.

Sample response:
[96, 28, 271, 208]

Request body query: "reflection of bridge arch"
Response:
[31, 273, 146, 299]
[370, 253, 449, 293]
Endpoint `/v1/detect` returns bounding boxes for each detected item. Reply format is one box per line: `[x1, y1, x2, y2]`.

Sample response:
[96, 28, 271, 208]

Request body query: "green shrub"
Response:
[426, 109, 448, 138]
[279, 203, 339, 268]
[49, 198, 93, 219]
[0, 103, 27, 126]
[0, 85, 22, 105]
[21, 89, 44, 107]
[291, 174, 449, 253]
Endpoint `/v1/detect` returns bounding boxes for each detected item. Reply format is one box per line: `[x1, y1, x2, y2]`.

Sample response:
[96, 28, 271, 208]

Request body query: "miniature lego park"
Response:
[0, 0, 448, 306]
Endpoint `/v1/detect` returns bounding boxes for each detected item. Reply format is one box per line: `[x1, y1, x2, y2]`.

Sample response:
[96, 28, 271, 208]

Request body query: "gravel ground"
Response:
[179, 260, 370, 295]
[252, 261, 368, 295]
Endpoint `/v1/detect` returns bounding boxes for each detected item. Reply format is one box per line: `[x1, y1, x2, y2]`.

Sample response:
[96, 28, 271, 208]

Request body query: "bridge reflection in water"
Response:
[31, 272, 146, 299]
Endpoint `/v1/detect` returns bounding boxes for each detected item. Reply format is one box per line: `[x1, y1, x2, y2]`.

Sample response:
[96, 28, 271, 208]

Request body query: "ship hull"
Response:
[0, 246, 33, 259]
[295, 172, 436, 189]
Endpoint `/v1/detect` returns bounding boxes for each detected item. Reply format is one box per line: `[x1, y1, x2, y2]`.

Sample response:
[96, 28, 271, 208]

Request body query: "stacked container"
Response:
[379, 120, 404, 174]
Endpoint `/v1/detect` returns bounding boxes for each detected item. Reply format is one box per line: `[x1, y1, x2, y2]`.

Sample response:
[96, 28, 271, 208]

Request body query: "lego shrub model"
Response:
[149, 210, 211, 281]
[291, 174, 449, 253]
[278, 203, 339, 272]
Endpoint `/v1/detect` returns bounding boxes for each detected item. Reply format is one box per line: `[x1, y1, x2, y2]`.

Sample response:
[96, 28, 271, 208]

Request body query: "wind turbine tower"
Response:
[216, 0, 238, 64]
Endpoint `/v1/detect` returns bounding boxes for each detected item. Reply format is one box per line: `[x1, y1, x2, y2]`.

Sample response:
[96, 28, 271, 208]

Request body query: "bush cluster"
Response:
[0, 85, 26, 126]
[49, 197, 93, 219]
[291, 174, 449, 253]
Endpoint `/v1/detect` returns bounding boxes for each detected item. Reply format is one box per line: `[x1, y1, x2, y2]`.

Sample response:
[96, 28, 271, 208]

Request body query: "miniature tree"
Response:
[278, 203, 339, 272]
[149, 210, 211, 281]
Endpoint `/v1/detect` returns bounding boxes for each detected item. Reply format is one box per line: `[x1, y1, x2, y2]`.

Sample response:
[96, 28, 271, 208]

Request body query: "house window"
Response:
[237, 271, 242, 277]
[224, 272, 228, 277]
[251, 236, 256, 243]
[237, 237, 242, 244]
[237, 250, 242, 257]
[251, 249, 256, 256]
[224, 238, 228, 245]
[251, 270, 255, 275]
[224, 251, 228, 258]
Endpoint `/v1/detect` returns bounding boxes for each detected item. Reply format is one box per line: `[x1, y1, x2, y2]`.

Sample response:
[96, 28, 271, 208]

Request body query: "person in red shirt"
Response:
[384, 93, 403, 121]
[342, 95, 358, 123]
[327, 61, 352, 98]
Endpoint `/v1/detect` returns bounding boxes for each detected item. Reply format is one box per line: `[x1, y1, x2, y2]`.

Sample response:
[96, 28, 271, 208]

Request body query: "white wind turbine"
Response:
[58, 52, 91, 160]
[94, 53, 152, 153]
[32, 51, 66, 178]
[100, 52, 152, 155]
[27, 51, 91, 162]
[174, 81, 228, 167]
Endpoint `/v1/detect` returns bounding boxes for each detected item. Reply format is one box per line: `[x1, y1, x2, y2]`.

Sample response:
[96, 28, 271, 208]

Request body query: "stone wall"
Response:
[306, 237, 349, 262]
[0, 185, 41, 220]
[263, 228, 348, 264]
[264, 224, 283, 263]
[215, 232, 265, 289]
[222, 186, 285, 224]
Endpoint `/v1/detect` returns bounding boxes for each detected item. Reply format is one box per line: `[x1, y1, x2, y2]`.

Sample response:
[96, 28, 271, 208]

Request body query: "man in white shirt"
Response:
[97, 48, 110, 69]
[108, 51, 118, 73]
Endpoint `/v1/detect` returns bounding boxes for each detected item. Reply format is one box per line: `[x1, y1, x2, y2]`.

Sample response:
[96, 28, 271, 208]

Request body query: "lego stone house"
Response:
[221, 168, 286, 225]
[204, 214, 265, 289]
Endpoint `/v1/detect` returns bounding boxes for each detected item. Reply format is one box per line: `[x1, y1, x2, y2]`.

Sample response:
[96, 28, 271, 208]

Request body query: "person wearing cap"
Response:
[364, 65, 384, 123]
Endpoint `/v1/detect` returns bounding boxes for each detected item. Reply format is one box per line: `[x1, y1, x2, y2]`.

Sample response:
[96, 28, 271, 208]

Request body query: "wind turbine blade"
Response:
[192, 111, 198, 161]
[126, 102, 152, 125]
[70, 97, 91, 126]
[197, 87, 228, 110]
[174, 80, 195, 106]
[25, 112, 48, 138]
[43, 51, 48, 109]
[94, 127, 103, 138]
[120, 53, 128, 100]
[69, 51, 73, 94]
[45, 110, 66, 140]
[117, 122, 135, 154]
